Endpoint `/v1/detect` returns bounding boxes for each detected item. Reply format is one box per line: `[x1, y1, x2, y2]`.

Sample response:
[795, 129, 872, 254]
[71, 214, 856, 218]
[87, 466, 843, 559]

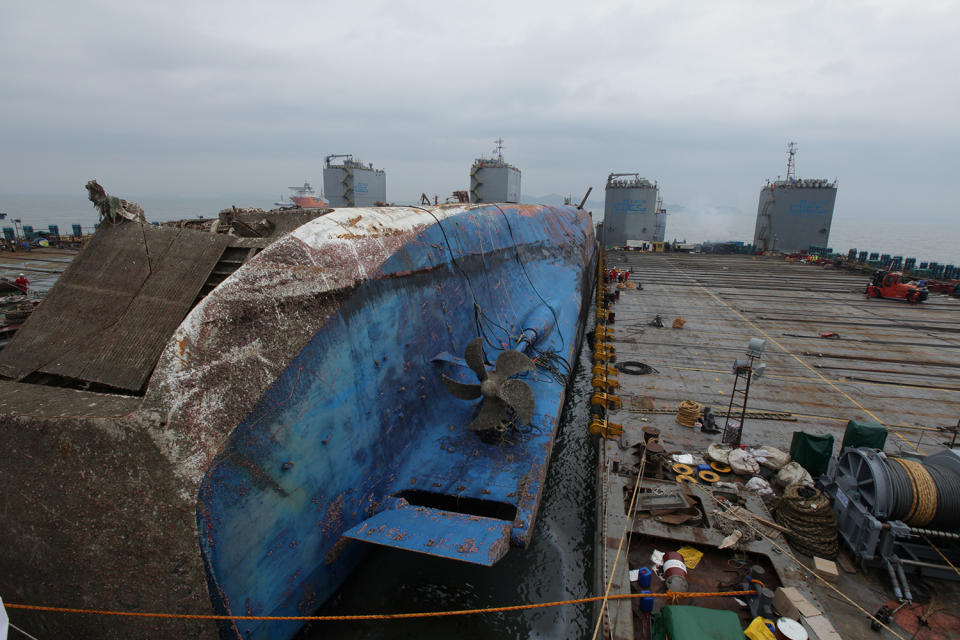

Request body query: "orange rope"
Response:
[3, 591, 755, 622]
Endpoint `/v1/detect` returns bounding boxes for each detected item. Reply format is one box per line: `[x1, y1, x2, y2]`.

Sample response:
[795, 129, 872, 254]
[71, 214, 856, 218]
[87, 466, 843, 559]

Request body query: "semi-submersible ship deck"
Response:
[593, 251, 960, 640]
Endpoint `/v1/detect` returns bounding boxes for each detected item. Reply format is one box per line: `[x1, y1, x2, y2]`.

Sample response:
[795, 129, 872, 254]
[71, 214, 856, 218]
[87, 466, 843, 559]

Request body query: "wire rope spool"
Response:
[698, 470, 720, 483]
[924, 464, 960, 529]
[837, 448, 960, 529]
[836, 447, 894, 519]
[891, 458, 937, 527]
[672, 463, 694, 476]
[675, 474, 698, 484]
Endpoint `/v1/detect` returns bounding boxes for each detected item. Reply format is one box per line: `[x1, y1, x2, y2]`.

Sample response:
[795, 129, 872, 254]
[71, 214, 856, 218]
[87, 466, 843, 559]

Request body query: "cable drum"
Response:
[925, 464, 960, 529]
[837, 448, 960, 531]
[891, 458, 937, 527]
[886, 457, 915, 523]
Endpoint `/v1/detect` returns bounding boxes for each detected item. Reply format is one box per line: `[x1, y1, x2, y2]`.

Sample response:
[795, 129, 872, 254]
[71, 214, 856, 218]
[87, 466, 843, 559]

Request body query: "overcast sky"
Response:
[1, 0, 957, 242]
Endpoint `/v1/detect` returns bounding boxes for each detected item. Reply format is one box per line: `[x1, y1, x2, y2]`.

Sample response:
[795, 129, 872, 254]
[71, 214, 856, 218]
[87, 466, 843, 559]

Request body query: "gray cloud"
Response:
[2, 0, 958, 241]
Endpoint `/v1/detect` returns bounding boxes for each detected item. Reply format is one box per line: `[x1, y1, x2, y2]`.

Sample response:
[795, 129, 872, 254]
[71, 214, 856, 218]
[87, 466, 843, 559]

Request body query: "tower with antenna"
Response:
[469, 137, 521, 203]
[601, 172, 661, 249]
[753, 143, 838, 253]
[786, 141, 797, 181]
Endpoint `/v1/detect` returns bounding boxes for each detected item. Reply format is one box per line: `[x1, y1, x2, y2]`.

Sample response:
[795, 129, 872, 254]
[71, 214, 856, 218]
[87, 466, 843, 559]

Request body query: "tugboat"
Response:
[274, 182, 329, 209]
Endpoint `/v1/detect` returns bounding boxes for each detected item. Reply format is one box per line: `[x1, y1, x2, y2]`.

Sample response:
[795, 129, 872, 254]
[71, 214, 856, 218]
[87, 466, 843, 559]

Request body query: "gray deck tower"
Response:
[602, 173, 662, 249]
[322, 155, 387, 207]
[753, 143, 838, 253]
[469, 138, 521, 203]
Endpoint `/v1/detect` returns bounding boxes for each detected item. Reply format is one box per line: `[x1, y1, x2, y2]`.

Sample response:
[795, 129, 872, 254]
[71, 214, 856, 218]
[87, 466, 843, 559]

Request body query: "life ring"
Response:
[698, 470, 720, 483]
[710, 461, 732, 473]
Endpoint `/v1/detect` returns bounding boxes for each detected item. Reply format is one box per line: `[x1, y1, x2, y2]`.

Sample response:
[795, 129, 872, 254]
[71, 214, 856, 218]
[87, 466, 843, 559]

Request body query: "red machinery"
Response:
[865, 270, 928, 303]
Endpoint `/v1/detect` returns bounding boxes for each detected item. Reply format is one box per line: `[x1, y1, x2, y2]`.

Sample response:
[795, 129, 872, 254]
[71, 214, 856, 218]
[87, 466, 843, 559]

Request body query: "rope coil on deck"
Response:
[675, 400, 701, 427]
[773, 485, 839, 559]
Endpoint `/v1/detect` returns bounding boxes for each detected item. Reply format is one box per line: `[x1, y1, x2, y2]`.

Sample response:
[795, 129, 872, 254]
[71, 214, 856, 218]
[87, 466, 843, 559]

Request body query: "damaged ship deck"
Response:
[596, 252, 960, 640]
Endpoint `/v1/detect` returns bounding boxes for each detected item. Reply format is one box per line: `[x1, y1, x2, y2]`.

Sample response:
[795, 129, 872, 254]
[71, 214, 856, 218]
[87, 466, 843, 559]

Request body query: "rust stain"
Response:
[456, 538, 479, 554]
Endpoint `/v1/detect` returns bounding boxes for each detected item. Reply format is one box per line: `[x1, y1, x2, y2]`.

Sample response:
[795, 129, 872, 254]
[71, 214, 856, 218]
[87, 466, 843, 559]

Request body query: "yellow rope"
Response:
[3, 590, 756, 622]
[676, 268, 883, 419]
[590, 446, 647, 640]
[698, 489, 908, 640]
[675, 400, 701, 427]
[921, 535, 960, 580]
[891, 458, 937, 526]
[668, 261, 929, 453]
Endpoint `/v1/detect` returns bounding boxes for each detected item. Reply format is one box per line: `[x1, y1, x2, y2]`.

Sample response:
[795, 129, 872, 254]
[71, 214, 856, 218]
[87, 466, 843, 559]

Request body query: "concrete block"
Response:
[773, 586, 821, 619]
[813, 556, 839, 583]
[802, 614, 843, 640]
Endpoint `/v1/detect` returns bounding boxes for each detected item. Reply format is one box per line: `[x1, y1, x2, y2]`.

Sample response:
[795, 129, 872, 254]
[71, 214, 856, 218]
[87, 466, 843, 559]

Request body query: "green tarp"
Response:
[841, 420, 888, 451]
[790, 431, 835, 478]
[652, 605, 744, 640]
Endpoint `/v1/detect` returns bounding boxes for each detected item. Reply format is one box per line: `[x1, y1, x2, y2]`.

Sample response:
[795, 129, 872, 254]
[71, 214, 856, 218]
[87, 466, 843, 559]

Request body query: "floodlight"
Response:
[746, 338, 766, 358]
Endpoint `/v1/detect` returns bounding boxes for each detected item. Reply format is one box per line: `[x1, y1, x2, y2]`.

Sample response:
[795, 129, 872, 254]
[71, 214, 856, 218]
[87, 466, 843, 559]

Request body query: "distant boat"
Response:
[274, 182, 329, 209]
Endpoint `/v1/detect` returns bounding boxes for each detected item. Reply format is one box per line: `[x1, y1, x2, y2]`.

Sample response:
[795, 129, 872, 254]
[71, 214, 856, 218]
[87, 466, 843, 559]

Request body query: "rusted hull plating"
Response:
[192, 204, 596, 639]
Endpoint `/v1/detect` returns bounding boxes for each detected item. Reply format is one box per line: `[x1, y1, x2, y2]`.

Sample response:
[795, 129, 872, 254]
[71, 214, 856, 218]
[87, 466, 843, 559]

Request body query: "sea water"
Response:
[1, 194, 957, 265]
[299, 343, 599, 640]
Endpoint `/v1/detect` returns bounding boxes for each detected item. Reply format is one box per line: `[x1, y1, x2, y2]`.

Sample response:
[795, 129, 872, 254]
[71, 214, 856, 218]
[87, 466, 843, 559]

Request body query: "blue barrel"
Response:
[904, 258, 916, 271]
[944, 265, 956, 279]
[932, 264, 945, 278]
[48, 224, 59, 239]
[869, 252, 880, 261]
[920, 262, 929, 270]
[22, 224, 34, 239]
[847, 249, 857, 260]
[858, 251, 868, 262]
[2, 227, 14, 241]
[72, 224, 82, 237]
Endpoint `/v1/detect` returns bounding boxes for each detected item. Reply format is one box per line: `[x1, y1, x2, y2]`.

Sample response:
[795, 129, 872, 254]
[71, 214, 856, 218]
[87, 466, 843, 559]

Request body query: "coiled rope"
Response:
[675, 400, 701, 427]
[889, 458, 937, 527]
[773, 484, 839, 559]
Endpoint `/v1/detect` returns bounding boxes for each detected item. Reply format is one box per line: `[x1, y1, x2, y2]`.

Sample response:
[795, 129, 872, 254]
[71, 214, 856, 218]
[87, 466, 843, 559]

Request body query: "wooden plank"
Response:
[0, 222, 230, 392]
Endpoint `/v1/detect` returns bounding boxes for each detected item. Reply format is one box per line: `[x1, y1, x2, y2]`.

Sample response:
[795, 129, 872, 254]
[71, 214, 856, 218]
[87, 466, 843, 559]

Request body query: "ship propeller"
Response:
[441, 337, 536, 432]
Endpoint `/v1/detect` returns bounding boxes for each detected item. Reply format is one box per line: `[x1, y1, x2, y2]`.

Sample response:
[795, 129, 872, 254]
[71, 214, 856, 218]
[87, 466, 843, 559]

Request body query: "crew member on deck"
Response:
[14, 273, 29, 293]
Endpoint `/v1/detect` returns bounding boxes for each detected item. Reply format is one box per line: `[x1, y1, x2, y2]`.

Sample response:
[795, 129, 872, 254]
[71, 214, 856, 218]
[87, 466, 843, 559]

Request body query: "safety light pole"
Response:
[721, 338, 767, 446]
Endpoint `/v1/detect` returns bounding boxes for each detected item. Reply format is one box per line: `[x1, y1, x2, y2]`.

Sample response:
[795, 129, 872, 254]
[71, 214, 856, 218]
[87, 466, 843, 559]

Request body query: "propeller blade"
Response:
[499, 379, 535, 424]
[464, 337, 488, 381]
[441, 374, 482, 400]
[469, 396, 506, 431]
[489, 349, 535, 384]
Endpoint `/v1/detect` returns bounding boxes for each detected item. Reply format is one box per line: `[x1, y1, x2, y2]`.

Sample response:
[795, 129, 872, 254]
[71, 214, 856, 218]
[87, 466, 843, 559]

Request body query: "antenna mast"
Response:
[786, 142, 797, 181]
[494, 137, 504, 161]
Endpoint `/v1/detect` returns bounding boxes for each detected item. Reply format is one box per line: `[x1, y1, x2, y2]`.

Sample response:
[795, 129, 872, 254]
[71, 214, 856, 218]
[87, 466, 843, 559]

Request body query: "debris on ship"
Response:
[0, 183, 597, 640]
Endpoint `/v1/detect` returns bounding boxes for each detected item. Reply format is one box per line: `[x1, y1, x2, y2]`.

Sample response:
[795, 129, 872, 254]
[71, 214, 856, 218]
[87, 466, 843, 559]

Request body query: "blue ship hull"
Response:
[194, 204, 597, 639]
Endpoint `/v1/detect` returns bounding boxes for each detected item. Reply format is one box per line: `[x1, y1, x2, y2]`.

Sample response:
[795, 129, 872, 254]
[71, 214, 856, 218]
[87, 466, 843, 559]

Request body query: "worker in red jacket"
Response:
[14, 273, 29, 293]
